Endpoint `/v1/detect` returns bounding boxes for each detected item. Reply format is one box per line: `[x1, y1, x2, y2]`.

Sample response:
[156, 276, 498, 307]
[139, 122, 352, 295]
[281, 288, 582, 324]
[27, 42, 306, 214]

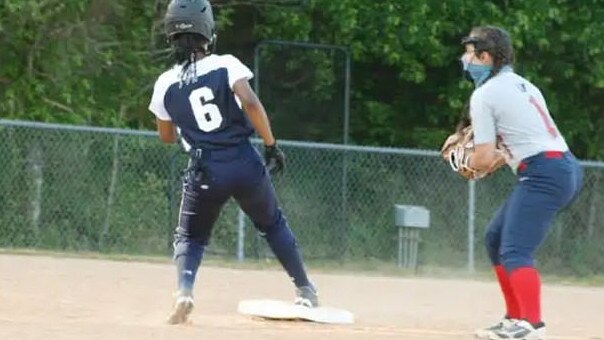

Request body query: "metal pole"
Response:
[468, 180, 476, 272]
[340, 49, 351, 256]
[411, 229, 419, 270]
[237, 209, 246, 262]
[253, 44, 261, 94]
[398, 228, 403, 268]
[344, 49, 352, 145]
[405, 229, 411, 268]
[343, 49, 351, 145]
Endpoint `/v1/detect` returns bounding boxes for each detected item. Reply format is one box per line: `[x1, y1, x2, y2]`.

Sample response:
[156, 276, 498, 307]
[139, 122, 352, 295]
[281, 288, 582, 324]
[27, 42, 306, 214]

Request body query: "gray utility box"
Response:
[394, 205, 430, 269]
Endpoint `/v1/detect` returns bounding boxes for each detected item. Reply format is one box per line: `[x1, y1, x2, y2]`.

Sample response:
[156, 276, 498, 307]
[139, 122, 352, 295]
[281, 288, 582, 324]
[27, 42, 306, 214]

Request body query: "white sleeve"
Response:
[470, 90, 497, 144]
[224, 55, 253, 90]
[148, 73, 172, 121]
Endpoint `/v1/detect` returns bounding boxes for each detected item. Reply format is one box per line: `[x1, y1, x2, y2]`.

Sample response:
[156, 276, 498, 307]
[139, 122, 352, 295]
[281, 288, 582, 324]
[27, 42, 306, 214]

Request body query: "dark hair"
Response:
[169, 33, 209, 85]
[465, 25, 515, 81]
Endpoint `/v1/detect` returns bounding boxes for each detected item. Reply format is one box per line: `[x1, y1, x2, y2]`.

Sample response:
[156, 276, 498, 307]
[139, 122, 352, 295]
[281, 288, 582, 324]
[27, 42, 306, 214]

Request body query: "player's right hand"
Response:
[264, 143, 285, 175]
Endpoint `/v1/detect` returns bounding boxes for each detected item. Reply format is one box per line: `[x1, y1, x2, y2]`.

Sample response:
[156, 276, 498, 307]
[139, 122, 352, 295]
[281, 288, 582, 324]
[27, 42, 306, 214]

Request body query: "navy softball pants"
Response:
[485, 151, 583, 272]
[173, 142, 310, 293]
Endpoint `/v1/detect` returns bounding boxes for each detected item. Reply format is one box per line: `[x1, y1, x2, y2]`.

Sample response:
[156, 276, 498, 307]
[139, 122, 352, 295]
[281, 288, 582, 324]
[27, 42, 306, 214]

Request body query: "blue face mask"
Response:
[461, 59, 493, 86]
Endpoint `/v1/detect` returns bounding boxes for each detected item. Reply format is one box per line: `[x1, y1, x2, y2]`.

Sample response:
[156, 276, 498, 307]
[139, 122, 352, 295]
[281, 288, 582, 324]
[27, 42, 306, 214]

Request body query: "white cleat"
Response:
[475, 318, 516, 339]
[166, 295, 194, 325]
[490, 320, 546, 340]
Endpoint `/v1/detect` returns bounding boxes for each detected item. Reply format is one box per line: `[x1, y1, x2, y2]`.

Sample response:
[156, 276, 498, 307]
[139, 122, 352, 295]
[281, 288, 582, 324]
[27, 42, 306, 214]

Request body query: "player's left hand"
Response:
[264, 143, 285, 175]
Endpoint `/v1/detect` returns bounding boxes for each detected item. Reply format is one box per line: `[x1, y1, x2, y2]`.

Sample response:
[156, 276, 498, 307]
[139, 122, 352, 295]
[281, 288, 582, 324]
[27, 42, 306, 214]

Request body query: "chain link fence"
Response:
[1, 119, 603, 276]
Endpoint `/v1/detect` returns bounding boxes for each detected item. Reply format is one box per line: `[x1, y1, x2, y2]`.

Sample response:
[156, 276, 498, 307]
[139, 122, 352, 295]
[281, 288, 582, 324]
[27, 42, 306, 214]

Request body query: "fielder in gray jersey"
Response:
[453, 26, 583, 340]
[470, 66, 569, 171]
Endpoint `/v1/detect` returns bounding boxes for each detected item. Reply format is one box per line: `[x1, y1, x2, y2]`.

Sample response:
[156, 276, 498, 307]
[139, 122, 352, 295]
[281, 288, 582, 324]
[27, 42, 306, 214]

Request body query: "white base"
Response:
[237, 299, 354, 324]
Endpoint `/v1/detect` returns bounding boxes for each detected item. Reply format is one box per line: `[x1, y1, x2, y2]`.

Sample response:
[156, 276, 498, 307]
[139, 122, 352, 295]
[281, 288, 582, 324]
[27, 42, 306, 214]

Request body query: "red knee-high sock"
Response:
[494, 265, 521, 319]
[509, 267, 542, 324]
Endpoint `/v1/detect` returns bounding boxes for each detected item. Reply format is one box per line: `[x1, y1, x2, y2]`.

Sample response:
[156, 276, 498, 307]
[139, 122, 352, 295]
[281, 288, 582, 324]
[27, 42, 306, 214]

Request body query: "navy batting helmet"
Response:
[164, 0, 216, 44]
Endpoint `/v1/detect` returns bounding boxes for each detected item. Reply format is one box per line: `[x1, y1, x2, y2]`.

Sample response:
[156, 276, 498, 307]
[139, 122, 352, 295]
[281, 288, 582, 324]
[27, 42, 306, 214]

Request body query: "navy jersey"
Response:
[149, 54, 254, 150]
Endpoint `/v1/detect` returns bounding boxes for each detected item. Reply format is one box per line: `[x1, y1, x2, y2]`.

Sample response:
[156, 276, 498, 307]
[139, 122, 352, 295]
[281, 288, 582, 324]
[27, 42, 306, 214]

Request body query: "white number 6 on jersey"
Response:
[189, 87, 223, 132]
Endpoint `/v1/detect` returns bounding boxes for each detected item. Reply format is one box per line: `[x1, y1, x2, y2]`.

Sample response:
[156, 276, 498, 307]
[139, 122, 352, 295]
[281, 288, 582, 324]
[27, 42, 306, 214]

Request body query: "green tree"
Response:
[1, 0, 603, 159]
[252, 0, 604, 159]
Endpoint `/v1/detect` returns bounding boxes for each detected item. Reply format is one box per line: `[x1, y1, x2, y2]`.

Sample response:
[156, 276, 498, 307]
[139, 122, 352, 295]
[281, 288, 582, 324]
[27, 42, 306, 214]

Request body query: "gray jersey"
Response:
[470, 67, 569, 171]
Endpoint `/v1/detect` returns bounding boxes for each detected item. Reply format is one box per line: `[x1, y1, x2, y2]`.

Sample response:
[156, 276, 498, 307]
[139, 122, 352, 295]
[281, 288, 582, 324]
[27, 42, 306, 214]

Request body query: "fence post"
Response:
[340, 49, 352, 256]
[237, 209, 246, 262]
[468, 179, 476, 272]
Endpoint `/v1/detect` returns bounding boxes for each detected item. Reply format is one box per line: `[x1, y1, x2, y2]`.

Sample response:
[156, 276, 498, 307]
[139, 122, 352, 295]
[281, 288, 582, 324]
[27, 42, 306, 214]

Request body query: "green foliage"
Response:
[253, 0, 604, 158]
[0, 0, 231, 127]
[1, 0, 602, 159]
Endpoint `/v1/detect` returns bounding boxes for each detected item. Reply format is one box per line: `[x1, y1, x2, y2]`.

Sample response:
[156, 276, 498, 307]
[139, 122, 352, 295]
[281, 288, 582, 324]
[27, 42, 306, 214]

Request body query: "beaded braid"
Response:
[169, 33, 209, 86]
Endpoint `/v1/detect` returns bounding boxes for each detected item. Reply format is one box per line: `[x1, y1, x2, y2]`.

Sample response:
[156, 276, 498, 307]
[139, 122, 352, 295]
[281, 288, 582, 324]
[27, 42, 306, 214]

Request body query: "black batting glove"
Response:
[264, 143, 285, 175]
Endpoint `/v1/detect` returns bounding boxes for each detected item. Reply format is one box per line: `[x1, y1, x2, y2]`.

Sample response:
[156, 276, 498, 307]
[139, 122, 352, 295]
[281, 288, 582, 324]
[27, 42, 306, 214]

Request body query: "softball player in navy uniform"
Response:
[149, 0, 317, 324]
[452, 26, 583, 339]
